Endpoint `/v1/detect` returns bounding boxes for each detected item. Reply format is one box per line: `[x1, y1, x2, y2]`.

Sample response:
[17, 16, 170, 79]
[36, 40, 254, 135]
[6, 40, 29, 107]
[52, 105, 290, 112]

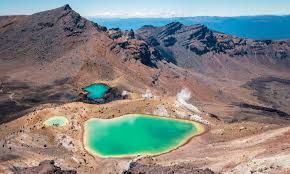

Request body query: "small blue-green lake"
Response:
[83, 83, 109, 100]
[44, 116, 68, 126]
[84, 114, 204, 158]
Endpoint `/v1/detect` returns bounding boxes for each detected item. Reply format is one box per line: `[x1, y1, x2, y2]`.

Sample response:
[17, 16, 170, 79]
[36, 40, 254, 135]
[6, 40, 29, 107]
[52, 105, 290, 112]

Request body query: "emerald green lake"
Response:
[84, 114, 202, 157]
[44, 116, 68, 126]
[83, 83, 109, 100]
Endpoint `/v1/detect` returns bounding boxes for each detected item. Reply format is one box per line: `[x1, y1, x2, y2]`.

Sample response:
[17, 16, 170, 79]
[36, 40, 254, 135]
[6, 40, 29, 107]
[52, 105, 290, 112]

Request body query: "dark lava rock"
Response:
[240, 76, 290, 121]
[37, 22, 54, 28]
[163, 36, 177, 47]
[128, 29, 135, 39]
[13, 160, 77, 174]
[123, 162, 215, 174]
[151, 48, 163, 60]
[135, 43, 152, 65]
[189, 42, 208, 55]
[189, 25, 214, 41]
[108, 28, 123, 39]
[107, 28, 160, 67]
[147, 36, 160, 46]
[159, 22, 183, 38]
[117, 40, 129, 48]
[237, 102, 290, 119]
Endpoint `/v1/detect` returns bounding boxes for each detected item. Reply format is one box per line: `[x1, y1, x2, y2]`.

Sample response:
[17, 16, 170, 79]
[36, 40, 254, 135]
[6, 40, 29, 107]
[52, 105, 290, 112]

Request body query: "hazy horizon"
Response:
[88, 14, 290, 19]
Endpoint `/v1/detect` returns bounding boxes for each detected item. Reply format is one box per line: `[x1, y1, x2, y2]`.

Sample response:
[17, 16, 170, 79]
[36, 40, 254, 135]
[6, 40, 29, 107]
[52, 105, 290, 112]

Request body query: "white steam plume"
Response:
[176, 88, 201, 114]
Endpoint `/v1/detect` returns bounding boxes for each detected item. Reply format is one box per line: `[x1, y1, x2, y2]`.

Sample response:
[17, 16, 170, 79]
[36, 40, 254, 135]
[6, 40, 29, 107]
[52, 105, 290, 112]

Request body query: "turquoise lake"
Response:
[44, 116, 68, 126]
[84, 114, 203, 157]
[83, 83, 109, 100]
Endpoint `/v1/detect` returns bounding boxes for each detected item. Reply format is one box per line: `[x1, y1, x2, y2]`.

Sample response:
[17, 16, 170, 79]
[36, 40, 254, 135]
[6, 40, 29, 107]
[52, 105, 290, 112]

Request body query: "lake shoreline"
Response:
[82, 114, 207, 158]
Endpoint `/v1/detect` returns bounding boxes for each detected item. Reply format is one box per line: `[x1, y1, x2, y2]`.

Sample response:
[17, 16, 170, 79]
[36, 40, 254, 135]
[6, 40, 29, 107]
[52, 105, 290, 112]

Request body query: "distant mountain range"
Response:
[89, 15, 290, 40]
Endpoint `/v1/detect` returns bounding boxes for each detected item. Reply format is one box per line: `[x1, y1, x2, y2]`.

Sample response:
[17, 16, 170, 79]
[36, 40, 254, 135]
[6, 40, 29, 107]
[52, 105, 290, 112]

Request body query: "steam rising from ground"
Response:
[176, 88, 201, 114]
[176, 88, 208, 124]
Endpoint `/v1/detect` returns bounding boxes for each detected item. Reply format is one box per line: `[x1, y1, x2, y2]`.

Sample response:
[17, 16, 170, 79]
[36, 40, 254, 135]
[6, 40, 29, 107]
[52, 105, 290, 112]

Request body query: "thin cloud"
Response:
[89, 10, 184, 18]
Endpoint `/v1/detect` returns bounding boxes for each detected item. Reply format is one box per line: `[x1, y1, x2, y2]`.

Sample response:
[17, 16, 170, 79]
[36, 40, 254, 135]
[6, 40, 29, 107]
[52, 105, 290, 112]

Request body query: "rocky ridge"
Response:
[136, 22, 290, 72]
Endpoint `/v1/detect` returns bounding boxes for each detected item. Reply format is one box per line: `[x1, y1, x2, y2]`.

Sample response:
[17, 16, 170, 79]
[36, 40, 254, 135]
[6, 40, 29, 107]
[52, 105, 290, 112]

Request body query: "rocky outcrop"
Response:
[13, 160, 76, 174]
[107, 28, 163, 67]
[108, 28, 123, 39]
[123, 162, 215, 174]
[163, 36, 177, 47]
[158, 22, 183, 38]
[147, 36, 160, 46]
[127, 29, 135, 39]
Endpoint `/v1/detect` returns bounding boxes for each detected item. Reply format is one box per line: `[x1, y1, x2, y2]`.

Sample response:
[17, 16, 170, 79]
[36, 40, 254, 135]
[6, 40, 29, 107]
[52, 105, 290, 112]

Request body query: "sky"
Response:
[1, 0, 290, 17]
